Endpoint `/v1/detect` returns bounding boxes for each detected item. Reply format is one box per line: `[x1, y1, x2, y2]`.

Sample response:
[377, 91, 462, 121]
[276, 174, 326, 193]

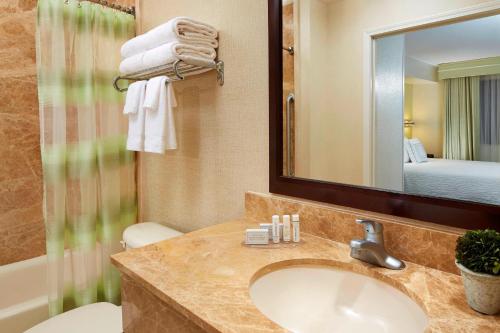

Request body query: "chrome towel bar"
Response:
[113, 59, 225, 92]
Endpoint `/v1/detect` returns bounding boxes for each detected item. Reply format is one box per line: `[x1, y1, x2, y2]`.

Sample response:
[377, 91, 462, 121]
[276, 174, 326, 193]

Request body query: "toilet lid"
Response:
[25, 303, 122, 333]
[123, 222, 183, 249]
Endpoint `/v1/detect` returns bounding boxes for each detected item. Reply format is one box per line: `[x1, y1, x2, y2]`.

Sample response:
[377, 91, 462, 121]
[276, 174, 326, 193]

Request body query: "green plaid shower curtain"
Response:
[36, 0, 136, 316]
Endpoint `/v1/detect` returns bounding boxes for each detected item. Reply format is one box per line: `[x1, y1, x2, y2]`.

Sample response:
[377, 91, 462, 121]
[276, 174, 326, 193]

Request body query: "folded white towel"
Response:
[123, 81, 146, 114]
[119, 42, 216, 75]
[143, 76, 177, 154]
[121, 17, 218, 58]
[126, 81, 147, 151]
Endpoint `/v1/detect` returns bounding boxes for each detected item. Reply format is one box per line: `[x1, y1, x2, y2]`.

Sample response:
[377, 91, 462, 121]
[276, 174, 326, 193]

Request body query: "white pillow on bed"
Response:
[403, 139, 411, 163]
[403, 138, 416, 163]
[408, 138, 428, 163]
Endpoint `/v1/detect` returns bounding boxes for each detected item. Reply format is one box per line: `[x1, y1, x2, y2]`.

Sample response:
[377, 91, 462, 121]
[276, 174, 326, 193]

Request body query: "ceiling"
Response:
[405, 14, 500, 66]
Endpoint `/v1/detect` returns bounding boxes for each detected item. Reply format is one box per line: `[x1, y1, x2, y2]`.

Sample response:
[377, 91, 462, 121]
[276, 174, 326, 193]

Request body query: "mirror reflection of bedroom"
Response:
[282, 1, 500, 208]
[393, 15, 500, 206]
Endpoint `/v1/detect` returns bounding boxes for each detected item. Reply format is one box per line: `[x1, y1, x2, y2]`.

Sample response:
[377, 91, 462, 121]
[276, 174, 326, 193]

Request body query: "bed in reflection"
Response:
[404, 158, 500, 205]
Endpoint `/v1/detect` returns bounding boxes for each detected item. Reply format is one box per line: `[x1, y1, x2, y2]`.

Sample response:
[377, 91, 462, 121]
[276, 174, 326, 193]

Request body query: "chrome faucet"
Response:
[350, 219, 405, 270]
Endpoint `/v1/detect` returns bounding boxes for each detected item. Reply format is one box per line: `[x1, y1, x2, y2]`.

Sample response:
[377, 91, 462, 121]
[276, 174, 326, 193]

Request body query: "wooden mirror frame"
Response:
[268, 0, 500, 231]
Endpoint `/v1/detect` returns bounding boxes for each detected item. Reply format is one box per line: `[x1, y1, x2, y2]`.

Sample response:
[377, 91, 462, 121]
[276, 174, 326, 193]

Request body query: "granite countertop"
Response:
[111, 219, 499, 333]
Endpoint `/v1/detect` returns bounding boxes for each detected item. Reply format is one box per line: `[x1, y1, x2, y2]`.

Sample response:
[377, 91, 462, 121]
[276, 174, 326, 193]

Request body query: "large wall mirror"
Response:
[269, 0, 500, 230]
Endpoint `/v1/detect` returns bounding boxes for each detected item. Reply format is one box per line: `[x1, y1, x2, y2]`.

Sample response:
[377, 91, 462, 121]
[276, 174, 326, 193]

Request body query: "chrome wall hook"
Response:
[113, 76, 128, 92]
[173, 60, 185, 80]
[216, 61, 224, 86]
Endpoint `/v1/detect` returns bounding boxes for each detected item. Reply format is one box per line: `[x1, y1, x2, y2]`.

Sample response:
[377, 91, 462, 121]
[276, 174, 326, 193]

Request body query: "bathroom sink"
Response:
[250, 265, 428, 333]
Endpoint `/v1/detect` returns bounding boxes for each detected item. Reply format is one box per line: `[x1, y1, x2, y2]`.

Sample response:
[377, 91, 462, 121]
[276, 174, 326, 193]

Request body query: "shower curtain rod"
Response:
[68, 0, 135, 16]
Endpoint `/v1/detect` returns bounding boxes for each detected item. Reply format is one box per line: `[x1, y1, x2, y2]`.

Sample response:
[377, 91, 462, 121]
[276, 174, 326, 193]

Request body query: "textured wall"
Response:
[0, 0, 45, 265]
[137, 0, 269, 232]
[294, 0, 331, 182]
[412, 82, 444, 158]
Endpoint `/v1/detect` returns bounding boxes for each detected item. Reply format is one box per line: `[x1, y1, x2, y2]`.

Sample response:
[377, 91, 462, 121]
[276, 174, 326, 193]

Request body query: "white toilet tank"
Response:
[122, 222, 184, 249]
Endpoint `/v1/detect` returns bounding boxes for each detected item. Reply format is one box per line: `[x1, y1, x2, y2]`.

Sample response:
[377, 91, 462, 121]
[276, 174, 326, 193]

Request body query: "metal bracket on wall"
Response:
[113, 59, 225, 92]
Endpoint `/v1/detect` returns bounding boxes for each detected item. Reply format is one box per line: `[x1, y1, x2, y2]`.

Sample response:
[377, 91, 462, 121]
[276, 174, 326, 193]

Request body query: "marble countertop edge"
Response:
[112, 219, 499, 333]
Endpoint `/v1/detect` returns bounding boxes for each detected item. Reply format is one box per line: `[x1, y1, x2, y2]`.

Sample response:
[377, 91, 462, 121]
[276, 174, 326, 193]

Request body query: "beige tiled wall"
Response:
[0, 0, 45, 265]
[137, 0, 269, 232]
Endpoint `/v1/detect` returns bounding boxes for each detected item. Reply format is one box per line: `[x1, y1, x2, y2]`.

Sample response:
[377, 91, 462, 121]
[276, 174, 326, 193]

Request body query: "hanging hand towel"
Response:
[121, 17, 218, 58]
[119, 42, 216, 75]
[164, 82, 178, 150]
[123, 81, 146, 114]
[126, 80, 147, 151]
[143, 76, 178, 154]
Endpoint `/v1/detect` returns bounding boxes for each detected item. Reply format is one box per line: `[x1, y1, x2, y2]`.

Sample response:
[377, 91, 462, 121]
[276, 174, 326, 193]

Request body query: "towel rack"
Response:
[113, 59, 225, 92]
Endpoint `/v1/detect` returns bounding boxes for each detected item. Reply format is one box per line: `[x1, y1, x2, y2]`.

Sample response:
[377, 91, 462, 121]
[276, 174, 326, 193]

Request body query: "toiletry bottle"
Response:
[282, 215, 291, 242]
[292, 214, 300, 243]
[272, 215, 280, 244]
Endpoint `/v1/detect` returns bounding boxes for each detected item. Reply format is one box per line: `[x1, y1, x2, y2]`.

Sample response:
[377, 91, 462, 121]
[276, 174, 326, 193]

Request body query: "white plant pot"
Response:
[456, 262, 500, 315]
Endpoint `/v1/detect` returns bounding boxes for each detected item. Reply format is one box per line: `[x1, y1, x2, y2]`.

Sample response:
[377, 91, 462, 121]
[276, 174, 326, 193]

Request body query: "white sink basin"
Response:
[250, 265, 428, 333]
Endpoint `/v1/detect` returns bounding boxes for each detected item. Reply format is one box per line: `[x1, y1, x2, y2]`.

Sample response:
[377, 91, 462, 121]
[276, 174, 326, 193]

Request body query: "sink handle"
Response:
[356, 219, 383, 244]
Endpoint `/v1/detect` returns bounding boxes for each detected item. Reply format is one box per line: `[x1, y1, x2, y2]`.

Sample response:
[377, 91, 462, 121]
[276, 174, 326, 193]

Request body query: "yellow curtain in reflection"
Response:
[443, 76, 480, 160]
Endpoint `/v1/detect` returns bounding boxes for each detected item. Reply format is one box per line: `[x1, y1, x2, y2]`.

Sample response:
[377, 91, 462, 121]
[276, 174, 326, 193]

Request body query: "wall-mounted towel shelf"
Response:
[113, 59, 224, 92]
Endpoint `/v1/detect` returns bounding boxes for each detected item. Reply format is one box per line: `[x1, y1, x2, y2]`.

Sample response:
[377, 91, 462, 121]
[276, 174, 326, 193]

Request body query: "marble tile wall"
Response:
[245, 192, 465, 274]
[0, 0, 136, 266]
[0, 0, 45, 265]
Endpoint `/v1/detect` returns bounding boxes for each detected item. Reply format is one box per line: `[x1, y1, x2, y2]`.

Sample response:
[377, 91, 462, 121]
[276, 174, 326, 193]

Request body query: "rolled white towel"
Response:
[119, 42, 216, 75]
[121, 17, 218, 58]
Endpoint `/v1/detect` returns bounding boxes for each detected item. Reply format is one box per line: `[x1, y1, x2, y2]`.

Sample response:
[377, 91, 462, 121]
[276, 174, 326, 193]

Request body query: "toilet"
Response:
[25, 222, 183, 333]
[121, 222, 184, 249]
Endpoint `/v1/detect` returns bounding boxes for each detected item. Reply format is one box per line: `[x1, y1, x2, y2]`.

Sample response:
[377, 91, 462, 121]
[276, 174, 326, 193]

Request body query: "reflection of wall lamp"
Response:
[404, 119, 415, 128]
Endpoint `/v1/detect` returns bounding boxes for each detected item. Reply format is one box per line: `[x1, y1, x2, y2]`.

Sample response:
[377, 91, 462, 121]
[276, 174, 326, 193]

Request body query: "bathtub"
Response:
[0, 255, 50, 333]
[0, 249, 113, 332]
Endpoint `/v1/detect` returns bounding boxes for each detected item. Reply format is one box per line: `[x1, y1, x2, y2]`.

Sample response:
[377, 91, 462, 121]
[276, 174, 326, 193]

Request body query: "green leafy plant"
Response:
[456, 229, 500, 275]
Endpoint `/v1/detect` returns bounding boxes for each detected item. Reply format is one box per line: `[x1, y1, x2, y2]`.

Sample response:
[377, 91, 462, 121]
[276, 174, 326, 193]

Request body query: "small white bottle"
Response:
[292, 214, 300, 243]
[282, 215, 291, 242]
[272, 215, 280, 244]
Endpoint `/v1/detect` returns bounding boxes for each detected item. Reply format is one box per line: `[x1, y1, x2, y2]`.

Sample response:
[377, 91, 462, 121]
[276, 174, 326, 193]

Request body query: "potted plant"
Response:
[455, 229, 500, 315]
